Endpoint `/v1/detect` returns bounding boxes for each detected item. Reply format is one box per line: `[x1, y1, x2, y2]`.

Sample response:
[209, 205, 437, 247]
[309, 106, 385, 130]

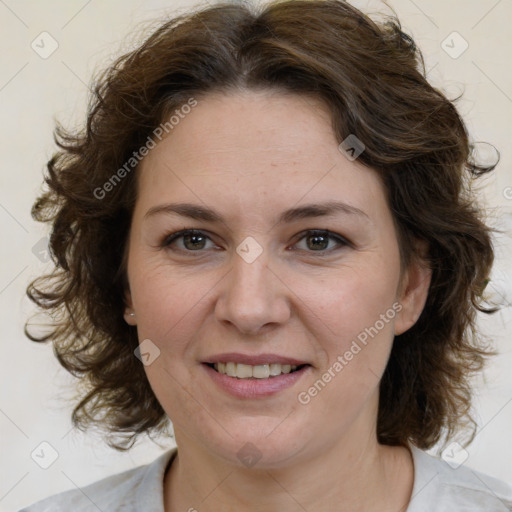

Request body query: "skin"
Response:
[124, 89, 432, 512]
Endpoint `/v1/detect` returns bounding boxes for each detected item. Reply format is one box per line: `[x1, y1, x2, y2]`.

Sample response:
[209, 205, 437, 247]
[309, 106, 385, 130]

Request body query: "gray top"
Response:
[19, 445, 512, 511]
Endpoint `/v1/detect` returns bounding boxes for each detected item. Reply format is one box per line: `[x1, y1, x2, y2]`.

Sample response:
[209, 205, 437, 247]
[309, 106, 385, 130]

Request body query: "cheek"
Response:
[306, 261, 400, 344]
[129, 263, 210, 413]
[297, 269, 399, 418]
[128, 256, 212, 352]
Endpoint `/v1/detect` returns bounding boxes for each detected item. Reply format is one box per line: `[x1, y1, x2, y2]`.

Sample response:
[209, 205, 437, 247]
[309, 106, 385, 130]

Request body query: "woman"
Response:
[21, 0, 512, 510]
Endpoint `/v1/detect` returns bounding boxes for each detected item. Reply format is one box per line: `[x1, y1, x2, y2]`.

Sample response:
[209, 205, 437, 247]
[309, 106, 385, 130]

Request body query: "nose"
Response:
[214, 245, 291, 335]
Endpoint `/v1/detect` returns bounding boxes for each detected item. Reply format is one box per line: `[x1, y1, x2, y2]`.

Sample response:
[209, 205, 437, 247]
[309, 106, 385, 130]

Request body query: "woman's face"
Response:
[125, 89, 430, 468]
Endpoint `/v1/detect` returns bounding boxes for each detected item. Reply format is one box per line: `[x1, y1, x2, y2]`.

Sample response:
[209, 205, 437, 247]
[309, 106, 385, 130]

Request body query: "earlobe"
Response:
[124, 290, 137, 325]
[394, 245, 432, 336]
[124, 309, 137, 325]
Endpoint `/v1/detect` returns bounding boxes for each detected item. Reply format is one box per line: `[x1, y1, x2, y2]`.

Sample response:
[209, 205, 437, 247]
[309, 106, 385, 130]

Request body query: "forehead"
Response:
[154, 90, 336, 164]
[135, 89, 388, 222]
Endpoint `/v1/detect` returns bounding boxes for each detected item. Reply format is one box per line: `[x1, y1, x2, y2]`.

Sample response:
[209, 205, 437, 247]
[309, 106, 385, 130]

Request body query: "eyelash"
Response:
[160, 229, 350, 256]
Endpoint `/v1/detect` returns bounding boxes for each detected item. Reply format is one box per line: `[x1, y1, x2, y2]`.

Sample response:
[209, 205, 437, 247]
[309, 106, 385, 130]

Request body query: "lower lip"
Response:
[202, 363, 311, 399]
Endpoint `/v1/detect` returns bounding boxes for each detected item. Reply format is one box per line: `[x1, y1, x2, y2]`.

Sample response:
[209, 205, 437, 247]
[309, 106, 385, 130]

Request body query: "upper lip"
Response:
[202, 353, 310, 366]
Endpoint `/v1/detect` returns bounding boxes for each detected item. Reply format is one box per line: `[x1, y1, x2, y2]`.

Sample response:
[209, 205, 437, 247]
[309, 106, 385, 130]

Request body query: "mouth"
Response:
[201, 361, 312, 398]
[204, 362, 310, 379]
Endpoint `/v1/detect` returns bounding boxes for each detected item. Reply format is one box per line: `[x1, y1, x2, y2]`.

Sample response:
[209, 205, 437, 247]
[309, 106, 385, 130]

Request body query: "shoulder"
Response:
[407, 444, 512, 512]
[18, 448, 177, 512]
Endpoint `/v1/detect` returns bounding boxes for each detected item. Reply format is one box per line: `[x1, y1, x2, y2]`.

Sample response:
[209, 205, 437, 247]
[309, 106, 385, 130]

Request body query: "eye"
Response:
[291, 229, 349, 253]
[161, 229, 218, 252]
[161, 229, 349, 255]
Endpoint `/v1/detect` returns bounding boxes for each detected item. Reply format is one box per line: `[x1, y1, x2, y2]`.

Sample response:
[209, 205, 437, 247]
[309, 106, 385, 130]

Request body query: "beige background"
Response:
[1, 0, 511, 510]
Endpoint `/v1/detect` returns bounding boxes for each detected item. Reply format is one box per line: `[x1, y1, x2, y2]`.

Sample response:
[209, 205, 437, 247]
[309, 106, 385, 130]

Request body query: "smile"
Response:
[208, 362, 306, 379]
[202, 362, 311, 398]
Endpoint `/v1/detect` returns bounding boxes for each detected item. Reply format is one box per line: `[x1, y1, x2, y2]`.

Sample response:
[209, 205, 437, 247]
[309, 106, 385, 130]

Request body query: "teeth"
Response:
[236, 363, 253, 379]
[225, 362, 236, 377]
[253, 364, 270, 378]
[213, 362, 299, 379]
[270, 363, 287, 376]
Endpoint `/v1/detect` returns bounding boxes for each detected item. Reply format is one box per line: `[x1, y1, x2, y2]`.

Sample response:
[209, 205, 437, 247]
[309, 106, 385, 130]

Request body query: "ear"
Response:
[394, 240, 432, 336]
[123, 289, 137, 326]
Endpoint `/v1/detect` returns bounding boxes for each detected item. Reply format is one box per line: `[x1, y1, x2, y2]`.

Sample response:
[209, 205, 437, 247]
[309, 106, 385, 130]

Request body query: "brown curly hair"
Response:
[26, 0, 500, 451]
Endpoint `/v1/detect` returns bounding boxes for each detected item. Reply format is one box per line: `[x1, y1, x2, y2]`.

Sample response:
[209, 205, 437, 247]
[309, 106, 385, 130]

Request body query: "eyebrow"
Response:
[144, 201, 371, 225]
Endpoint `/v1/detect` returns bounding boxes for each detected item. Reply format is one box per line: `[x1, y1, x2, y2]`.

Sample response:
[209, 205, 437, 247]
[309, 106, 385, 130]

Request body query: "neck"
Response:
[163, 430, 414, 512]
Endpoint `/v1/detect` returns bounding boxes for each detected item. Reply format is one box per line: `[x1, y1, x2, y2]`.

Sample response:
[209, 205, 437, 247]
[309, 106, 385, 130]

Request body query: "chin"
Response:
[204, 424, 308, 470]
